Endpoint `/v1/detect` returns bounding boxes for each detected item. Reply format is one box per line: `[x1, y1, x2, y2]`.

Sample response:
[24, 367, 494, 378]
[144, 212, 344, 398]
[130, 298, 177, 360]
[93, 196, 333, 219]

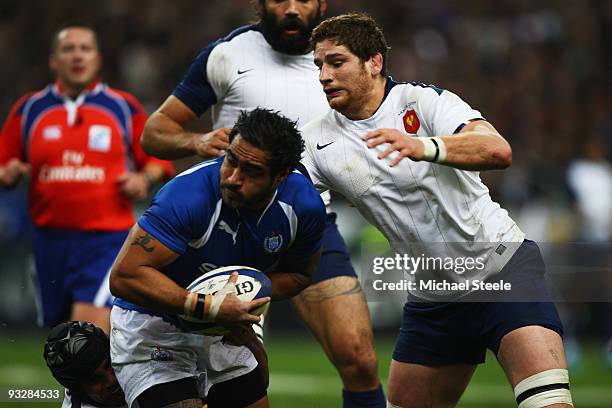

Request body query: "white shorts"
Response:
[110, 306, 257, 408]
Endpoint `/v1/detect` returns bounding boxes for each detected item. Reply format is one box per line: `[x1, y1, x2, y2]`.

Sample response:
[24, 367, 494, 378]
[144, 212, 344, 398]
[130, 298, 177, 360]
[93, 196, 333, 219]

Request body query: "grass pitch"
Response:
[0, 330, 610, 407]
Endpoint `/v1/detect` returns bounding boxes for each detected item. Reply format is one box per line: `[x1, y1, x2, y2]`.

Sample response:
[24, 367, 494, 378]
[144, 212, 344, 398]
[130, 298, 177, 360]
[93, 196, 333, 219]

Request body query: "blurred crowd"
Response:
[1, 0, 611, 243]
[0, 1, 610, 339]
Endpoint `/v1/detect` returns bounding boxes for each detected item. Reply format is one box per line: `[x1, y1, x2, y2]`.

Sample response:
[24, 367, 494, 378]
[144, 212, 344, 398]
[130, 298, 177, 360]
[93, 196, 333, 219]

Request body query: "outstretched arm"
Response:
[142, 96, 230, 160]
[363, 120, 512, 171]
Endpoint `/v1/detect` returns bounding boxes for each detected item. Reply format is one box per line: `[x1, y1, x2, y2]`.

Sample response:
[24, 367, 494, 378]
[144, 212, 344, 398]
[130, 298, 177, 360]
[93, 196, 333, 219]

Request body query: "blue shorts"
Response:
[311, 213, 357, 284]
[32, 228, 128, 327]
[393, 240, 564, 365]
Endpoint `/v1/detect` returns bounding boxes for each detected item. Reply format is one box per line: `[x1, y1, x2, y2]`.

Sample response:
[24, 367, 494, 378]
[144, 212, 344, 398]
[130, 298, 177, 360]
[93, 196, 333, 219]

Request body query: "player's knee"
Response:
[331, 337, 378, 381]
[513, 369, 573, 408]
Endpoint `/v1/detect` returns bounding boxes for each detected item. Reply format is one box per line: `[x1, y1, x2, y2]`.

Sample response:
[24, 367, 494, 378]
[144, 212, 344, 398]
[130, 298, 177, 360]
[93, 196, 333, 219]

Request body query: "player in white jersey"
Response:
[141, 2, 384, 407]
[302, 14, 573, 408]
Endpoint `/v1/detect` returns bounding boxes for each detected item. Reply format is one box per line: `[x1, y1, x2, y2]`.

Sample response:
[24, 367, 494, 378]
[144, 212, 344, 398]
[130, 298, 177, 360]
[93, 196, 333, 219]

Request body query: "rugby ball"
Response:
[178, 265, 272, 335]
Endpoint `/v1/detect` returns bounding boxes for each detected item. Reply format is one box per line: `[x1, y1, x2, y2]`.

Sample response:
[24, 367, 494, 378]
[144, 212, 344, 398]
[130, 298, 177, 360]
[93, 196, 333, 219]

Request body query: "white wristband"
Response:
[183, 292, 196, 316]
[421, 138, 437, 161]
[421, 137, 447, 163]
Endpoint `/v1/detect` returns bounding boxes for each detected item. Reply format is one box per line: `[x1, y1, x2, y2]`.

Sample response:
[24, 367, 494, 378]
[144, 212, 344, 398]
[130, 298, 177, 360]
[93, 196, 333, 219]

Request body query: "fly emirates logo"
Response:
[39, 150, 105, 183]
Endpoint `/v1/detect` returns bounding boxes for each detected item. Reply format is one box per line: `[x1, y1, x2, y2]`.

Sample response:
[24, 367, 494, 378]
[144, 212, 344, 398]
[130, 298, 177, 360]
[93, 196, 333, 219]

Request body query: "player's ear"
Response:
[366, 53, 383, 77]
[274, 167, 292, 184]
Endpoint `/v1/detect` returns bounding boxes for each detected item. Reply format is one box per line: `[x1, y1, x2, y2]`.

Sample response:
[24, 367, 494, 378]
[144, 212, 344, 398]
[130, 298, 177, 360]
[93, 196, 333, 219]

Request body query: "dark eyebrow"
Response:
[227, 148, 267, 173]
[241, 161, 267, 174]
[325, 53, 346, 60]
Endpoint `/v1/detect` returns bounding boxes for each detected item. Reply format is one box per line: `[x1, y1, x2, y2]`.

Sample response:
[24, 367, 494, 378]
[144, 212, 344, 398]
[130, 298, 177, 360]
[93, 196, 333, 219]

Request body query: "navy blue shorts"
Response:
[32, 228, 128, 327]
[311, 213, 357, 284]
[393, 240, 564, 365]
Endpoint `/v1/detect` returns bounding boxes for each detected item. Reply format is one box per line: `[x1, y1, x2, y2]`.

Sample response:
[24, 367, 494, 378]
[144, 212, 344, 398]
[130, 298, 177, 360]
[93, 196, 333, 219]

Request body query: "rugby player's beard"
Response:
[260, 8, 322, 55]
[220, 183, 277, 210]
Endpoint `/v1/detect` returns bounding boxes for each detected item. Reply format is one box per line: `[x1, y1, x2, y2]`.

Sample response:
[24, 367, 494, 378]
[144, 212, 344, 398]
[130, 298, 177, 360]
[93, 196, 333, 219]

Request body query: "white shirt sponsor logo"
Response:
[39, 165, 105, 183]
[62, 150, 84, 165]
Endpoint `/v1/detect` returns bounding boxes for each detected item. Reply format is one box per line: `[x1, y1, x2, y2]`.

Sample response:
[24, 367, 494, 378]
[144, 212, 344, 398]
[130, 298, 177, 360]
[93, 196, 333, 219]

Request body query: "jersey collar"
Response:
[52, 80, 104, 126]
[235, 189, 278, 226]
[372, 76, 400, 116]
[53, 79, 103, 99]
[354, 76, 401, 119]
[384, 76, 400, 98]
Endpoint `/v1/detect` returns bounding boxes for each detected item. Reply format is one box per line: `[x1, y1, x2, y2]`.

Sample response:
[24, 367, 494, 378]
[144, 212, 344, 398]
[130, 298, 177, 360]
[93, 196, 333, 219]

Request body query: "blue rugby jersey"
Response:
[114, 157, 325, 314]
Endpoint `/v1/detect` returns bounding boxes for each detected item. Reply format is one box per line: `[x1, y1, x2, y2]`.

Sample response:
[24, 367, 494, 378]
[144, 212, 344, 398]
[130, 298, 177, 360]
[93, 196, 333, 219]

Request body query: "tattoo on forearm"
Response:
[131, 233, 156, 252]
[299, 277, 363, 303]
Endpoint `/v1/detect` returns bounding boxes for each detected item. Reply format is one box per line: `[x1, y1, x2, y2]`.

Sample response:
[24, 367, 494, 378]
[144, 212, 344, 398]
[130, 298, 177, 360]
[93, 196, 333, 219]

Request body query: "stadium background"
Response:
[0, 0, 611, 406]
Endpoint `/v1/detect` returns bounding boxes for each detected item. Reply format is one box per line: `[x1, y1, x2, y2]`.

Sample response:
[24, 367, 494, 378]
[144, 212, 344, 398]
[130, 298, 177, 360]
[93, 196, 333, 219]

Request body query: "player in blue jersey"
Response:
[141, 2, 384, 406]
[109, 108, 325, 408]
[302, 13, 573, 408]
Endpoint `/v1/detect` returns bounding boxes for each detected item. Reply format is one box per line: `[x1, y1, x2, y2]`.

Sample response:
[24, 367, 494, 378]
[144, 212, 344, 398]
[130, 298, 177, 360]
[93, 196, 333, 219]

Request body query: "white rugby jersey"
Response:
[173, 24, 331, 205]
[301, 79, 525, 286]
